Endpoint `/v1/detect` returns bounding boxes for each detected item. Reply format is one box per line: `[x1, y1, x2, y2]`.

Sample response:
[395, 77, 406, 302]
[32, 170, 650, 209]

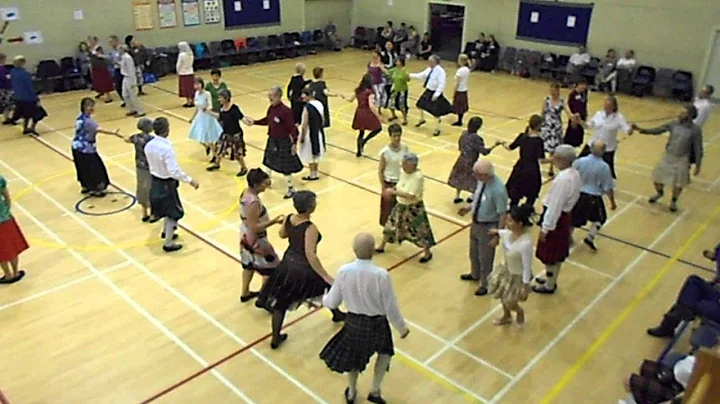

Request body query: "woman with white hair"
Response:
[287, 63, 310, 124]
[376, 152, 435, 263]
[176, 42, 195, 108]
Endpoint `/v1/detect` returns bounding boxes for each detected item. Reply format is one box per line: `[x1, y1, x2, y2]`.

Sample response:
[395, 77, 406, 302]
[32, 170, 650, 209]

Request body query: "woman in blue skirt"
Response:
[187, 77, 222, 161]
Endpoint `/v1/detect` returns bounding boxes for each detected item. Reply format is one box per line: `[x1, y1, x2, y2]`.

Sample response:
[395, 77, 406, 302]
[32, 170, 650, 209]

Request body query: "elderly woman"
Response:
[376, 152, 435, 263]
[257, 190, 345, 349]
[239, 168, 284, 303]
[72, 98, 122, 197]
[176, 42, 195, 108]
[248, 86, 303, 199]
[10, 55, 42, 135]
[633, 105, 703, 212]
[577, 95, 633, 179]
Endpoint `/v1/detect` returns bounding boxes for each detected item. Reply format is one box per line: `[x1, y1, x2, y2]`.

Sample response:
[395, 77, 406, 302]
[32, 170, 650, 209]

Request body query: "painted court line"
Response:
[0, 154, 328, 404]
[490, 210, 688, 404]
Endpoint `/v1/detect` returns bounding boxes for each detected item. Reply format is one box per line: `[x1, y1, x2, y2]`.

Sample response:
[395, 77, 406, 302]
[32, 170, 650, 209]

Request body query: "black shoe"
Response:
[466, 197, 473, 203]
[162, 244, 183, 253]
[532, 284, 556, 294]
[344, 388, 356, 404]
[161, 233, 179, 240]
[649, 193, 663, 204]
[270, 333, 288, 349]
[367, 392, 386, 404]
[432, 129, 441, 137]
[415, 120, 426, 128]
[283, 190, 295, 199]
[451, 121, 462, 127]
[474, 286, 488, 296]
[453, 197, 463, 204]
[583, 238, 597, 252]
[647, 325, 675, 338]
[237, 168, 248, 177]
[460, 273, 477, 282]
[419, 253, 433, 263]
[120, 103, 126, 108]
[240, 291, 260, 303]
[142, 216, 151, 223]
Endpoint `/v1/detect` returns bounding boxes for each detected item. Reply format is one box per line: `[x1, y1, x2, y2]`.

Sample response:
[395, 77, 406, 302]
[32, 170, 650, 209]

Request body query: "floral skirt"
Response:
[382, 201, 436, 248]
[487, 263, 528, 305]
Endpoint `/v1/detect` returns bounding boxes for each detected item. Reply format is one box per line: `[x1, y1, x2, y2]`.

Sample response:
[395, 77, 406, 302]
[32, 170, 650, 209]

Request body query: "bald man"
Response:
[320, 233, 409, 404]
[459, 159, 508, 296]
[570, 140, 616, 251]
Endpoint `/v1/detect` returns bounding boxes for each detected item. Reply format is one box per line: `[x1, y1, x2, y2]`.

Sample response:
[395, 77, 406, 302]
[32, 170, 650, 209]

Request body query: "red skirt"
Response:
[91, 67, 114, 93]
[352, 107, 382, 131]
[453, 91, 469, 115]
[0, 217, 29, 261]
[535, 211, 571, 265]
[178, 74, 195, 98]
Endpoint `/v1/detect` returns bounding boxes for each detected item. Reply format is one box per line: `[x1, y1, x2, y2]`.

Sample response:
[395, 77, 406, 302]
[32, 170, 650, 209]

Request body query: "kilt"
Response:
[0, 89, 13, 112]
[579, 144, 617, 179]
[0, 217, 29, 261]
[379, 180, 397, 226]
[536, 210, 572, 265]
[135, 168, 152, 208]
[652, 152, 690, 188]
[563, 122, 584, 147]
[178, 74, 195, 98]
[72, 149, 110, 191]
[629, 360, 683, 404]
[571, 192, 607, 227]
[262, 136, 303, 175]
[416, 89, 453, 118]
[319, 313, 394, 374]
[149, 176, 185, 221]
[452, 91, 468, 115]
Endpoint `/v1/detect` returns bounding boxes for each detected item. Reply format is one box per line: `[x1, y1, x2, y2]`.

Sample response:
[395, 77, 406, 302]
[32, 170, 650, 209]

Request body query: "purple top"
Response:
[367, 65, 383, 85]
[0, 66, 11, 90]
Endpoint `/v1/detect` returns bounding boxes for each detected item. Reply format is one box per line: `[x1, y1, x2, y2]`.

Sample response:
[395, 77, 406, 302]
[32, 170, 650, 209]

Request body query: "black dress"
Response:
[564, 89, 588, 147]
[218, 104, 246, 159]
[287, 75, 310, 124]
[257, 217, 330, 311]
[505, 133, 545, 205]
[308, 80, 330, 127]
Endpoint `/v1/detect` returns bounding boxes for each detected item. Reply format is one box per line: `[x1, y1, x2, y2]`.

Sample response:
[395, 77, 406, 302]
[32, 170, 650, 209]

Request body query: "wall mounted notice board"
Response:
[132, 0, 154, 30]
[181, 0, 200, 26]
[157, 0, 178, 28]
[223, 0, 280, 28]
[516, 0, 594, 46]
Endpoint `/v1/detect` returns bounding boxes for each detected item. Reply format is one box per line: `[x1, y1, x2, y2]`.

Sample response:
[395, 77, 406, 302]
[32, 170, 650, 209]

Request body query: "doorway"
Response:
[427, 2, 466, 61]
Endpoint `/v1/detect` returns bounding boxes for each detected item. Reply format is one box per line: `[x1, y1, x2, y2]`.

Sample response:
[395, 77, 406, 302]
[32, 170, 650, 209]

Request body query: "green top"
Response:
[0, 175, 10, 223]
[389, 67, 410, 93]
[205, 81, 228, 113]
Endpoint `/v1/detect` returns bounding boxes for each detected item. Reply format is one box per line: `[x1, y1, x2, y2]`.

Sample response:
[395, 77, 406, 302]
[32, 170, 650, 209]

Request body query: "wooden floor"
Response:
[1, 49, 719, 404]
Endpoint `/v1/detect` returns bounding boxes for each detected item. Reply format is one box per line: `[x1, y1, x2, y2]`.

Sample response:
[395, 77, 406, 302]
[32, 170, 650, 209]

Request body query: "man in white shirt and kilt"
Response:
[144, 117, 200, 253]
[410, 55, 454, 136]
[320, 233, 409, 404]
[532, 145, 582, 294]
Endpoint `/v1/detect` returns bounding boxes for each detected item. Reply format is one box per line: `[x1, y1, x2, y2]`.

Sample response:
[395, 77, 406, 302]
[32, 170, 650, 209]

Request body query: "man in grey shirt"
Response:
[633, 104, 702, 212]
[458, 160, 508, 296]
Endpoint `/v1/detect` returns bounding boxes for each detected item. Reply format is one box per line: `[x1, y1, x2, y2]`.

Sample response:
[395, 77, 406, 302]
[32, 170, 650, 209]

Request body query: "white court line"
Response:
[565, 259, 616, 280]
[0, 153, 328, 403]
[8, 201, 254, 403]
[0, 261, 133, 312]
[489, 210, 688, 404]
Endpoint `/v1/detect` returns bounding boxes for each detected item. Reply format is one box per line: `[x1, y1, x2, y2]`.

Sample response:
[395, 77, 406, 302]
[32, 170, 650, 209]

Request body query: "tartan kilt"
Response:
[629, 360, 683, 404]
[535, 210, 571, 265]
[149, 177, 185, 221]
[571, 192, 607, 227]
[416, 89, 453, 118]
[452, 91, 468, 115]
[262, 136, 303, 175]
[319, 313, 394, 374]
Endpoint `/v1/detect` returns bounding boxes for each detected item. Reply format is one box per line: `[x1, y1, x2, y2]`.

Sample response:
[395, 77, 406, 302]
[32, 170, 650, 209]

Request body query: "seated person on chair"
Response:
[647, 244, 720, 338]
[417, 33, 432, 60]
[393, 22, 408, 50]
[616, 49, 637, 71]
[400, 26, 419, 59]
[594, 49, 617, 93]
[477, 35, 500, 72]
[566, 45, 590, 83]
[324, 19, 342, 51]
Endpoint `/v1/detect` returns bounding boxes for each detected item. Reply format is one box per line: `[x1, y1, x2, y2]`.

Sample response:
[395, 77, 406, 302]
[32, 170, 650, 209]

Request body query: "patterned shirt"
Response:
[0, 175, 10, 223]
[129, 132, 154, 170]
[71, 114, 99, 154]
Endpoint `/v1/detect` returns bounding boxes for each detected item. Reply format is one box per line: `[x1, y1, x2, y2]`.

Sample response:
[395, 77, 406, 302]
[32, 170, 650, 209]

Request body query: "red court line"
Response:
[140, 222, 469, 403]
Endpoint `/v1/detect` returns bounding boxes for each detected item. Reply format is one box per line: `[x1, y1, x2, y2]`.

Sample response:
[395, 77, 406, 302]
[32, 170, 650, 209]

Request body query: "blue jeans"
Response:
[677, 275, 720, 323]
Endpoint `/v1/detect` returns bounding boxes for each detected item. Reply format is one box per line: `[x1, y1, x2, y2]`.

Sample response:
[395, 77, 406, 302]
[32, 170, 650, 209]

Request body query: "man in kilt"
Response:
[249, 86, 303, 199]
[532, 145, 581, 294]
[320, 233, 409, 404]
[144, 117, 200, 253]
[410, 55, 454, 137]
[570, 140, 616, 252]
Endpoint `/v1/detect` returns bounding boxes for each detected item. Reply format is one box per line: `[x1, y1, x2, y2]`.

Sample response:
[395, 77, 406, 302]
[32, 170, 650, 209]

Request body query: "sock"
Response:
[311, 168, 318, 177]
[163, 218, 177, 246]
[544, 264, 562, 289]
[419, 110, 425, 121]
[284, 175, 293, 190]
[371, 354, 392, 394]
[587, 222, 602, 241]
[347, 371, 359, 397]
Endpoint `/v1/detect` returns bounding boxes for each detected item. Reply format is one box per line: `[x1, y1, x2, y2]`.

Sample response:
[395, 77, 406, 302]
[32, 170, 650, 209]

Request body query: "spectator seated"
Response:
[565, 45, 590, 84]
[323, 20, 343, 51]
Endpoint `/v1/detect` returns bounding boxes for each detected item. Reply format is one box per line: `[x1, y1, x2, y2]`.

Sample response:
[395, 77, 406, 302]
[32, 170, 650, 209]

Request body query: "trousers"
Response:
[469, 222, 498, 286]
[122, 77, 144, 114]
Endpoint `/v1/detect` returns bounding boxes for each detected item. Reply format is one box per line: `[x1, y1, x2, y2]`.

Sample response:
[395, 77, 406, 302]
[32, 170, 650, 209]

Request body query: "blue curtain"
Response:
[223, 0, 281, 29]
[516, 0, 594, 46]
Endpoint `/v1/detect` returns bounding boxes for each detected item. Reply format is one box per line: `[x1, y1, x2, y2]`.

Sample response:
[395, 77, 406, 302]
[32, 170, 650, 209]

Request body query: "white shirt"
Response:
[120, 53, 136, 85]
[176, 52, 194, 75]
[569, 52, 590, 66]
[323, 259, 408, 334]
[498, 230, 534, 283]
[379, 144, 409, 183]
[587, 110, 632, 152]
[144, 136, 193, 183]
[541, 167, 581, 232]
[410, 65, 447, 98]
[616, 57, 636, 70]
[455, 66, 470, 92]
[694, 97, 713, 128]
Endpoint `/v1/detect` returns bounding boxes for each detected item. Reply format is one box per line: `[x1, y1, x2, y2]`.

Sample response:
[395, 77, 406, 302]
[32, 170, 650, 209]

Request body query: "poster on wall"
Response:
[181, 0, 200, 26]
[0, 7, 19, 21]
[203, 0, 221, 24]
[132, 0, 154, 30]
[22, 31, 43, 44]
[157, 0, 178, 28]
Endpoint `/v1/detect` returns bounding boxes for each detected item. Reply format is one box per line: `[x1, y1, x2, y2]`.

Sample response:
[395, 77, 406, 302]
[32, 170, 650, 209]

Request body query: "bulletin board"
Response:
[132, 0, 154, 31]
[203, 0, 222, 24]
[516, 0, 594, 46]
[223, 0, 280, 28]
[157, 0, 178, 29]
[181, 0, 200, 26]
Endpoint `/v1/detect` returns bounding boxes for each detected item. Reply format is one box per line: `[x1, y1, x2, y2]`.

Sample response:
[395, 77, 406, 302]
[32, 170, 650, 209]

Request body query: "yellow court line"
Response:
[540, 203, 720, 403]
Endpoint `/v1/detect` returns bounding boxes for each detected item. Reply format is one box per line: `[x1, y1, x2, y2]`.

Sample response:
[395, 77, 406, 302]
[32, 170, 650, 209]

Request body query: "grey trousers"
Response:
[469, 222, 498, 287]
[122, 77, 143, 114]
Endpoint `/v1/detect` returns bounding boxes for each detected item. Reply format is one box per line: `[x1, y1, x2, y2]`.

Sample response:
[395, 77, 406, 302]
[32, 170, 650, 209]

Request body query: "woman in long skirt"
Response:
[176, 42, 195, 108]
[297, 88, 326, 181]
[71, 97, 123, 197]
[504, 115, 547, 209]
[257, 191, 345, 349]
[376, 153, 435, 263]
[187, 77, 223, 160]
[486, 204, 534, 326]
[345, 73, 383, 157]
[0, 174, 29, 284]
[448, 116, 500, 203]
[89, 46, 114, 103]
[123, 117, 156, 222]
[209, 89, 250, 176]
[10, 56, 43, 135]
[540, 82, 573, 177]
[378, 123, 408, 226]
[239, 168, 283, 303]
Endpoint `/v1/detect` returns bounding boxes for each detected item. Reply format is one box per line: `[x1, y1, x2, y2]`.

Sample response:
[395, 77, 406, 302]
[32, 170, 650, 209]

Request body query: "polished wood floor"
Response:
[1, 49, 719, 404]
